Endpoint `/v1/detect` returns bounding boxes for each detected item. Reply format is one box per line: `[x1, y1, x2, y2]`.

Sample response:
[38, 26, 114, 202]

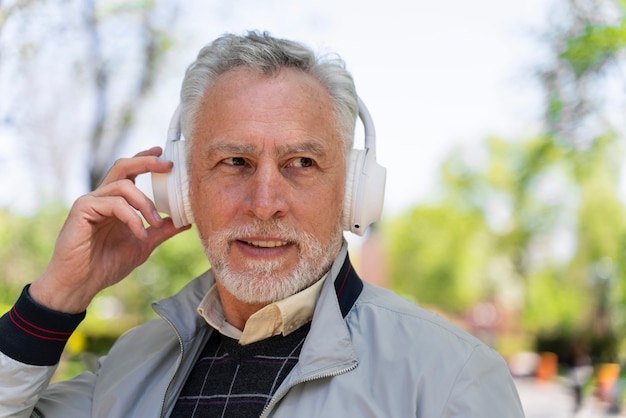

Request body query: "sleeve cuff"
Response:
[0, 285, 86, 366]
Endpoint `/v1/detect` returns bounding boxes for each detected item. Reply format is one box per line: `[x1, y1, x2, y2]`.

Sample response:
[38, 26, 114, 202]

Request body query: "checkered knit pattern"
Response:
[170, 323, 311, 417]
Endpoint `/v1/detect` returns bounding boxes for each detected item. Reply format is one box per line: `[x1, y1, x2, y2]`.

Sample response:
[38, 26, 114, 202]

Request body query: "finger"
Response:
[99, 152, 173, 186]
[133, 146, 163, 158]
[91, 179, 164, 227]
[106, 198, 151, 240]
[76, 194, 150, 240]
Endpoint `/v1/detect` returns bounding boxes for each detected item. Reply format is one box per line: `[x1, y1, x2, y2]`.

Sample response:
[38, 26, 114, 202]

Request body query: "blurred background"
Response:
[2, 0, 626, 415]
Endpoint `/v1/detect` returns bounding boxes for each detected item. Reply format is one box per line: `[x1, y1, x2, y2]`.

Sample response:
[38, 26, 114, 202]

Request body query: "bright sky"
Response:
[1, 0, 552, 221]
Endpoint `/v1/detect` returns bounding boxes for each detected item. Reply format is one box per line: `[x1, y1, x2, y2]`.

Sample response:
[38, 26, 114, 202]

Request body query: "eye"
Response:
[223, 157, 247, 166]
[290, 157, 315, 168]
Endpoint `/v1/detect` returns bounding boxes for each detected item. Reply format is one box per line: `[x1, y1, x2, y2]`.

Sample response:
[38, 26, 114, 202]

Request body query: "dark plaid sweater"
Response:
[171, 324, 310, 417]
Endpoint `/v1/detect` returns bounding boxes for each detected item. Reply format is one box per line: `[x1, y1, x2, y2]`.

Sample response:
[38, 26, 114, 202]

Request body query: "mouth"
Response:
[240, 240, 290, 248]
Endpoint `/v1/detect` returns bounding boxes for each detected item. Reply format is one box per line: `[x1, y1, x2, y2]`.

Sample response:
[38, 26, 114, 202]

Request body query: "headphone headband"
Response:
[358, 97, 376, 152]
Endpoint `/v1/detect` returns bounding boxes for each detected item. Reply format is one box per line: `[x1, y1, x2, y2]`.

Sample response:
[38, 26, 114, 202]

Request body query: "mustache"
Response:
[216, 219, 304, 244]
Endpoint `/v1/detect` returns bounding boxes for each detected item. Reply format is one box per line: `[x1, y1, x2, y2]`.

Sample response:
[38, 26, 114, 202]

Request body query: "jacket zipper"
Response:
[157, 312, 185, 418]
[259, 361, 358, 418]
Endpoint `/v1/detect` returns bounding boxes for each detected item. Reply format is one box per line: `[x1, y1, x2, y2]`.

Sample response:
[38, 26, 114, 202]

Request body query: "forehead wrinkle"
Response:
[208, 142, 258, 155]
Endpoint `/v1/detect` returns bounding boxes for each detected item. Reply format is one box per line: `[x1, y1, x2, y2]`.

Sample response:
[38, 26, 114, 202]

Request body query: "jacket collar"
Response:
[154, 240, 362, 341]
[280, 242, 362, 383]
[333, 248, 364, 318]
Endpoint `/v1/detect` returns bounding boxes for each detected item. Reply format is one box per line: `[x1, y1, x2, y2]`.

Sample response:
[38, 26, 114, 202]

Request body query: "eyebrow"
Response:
[277, 140, 327, 157]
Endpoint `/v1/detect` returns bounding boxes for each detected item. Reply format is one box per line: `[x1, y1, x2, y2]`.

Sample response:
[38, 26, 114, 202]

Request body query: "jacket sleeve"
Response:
[442, 344, 525, 418]
[0, 286, 86, 418]
[0, 354, 57, 418]
[31, 371, 97, 418]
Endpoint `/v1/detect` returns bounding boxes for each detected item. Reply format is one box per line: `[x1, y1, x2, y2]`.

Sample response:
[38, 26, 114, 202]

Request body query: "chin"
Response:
[203, 221, 344, 303]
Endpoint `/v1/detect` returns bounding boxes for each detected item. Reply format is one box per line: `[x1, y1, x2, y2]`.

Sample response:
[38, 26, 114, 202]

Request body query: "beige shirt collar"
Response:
[197, 274, 327, 345]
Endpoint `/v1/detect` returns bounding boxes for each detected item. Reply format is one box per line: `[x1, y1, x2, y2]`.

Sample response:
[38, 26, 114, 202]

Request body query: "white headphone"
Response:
[151, 97, 386, 236]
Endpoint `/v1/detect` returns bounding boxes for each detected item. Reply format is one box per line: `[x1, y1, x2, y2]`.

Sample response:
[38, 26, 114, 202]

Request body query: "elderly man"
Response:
[0, 31, 524, 417]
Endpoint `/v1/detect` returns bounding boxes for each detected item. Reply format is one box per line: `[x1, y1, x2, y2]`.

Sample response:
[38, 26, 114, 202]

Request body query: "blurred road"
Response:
[516, 378, 626, 418]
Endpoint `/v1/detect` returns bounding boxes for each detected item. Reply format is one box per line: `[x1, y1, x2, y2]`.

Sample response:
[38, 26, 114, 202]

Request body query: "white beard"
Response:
[201, 218, 343, 304]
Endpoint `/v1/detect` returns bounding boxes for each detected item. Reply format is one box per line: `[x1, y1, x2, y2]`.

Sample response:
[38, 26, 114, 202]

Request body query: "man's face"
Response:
[189, 67, 346, 304]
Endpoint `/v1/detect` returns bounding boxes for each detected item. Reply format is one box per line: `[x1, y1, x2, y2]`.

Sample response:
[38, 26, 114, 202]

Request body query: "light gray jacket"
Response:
[0, 247, 524, 417]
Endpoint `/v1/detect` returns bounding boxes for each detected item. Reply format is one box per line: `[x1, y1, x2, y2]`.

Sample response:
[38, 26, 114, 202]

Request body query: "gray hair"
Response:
[179, 31, 358, 155]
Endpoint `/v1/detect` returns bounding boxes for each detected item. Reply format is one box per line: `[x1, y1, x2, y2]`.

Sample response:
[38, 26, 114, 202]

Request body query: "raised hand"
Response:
[29, 147, 191, 313]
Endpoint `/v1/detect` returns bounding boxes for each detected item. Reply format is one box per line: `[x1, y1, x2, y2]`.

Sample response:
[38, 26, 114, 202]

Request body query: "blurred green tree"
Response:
[387, 204, 491, 314]
[385, 131, 626, 359]
[0, 207, 64, 310]
[384, 0, 626, 362]
[539, 0, 626, 146]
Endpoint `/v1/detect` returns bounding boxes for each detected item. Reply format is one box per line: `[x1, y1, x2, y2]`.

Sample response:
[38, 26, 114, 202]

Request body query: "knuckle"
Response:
[117, 178, 135, 188]
[69, 193, 97, 215]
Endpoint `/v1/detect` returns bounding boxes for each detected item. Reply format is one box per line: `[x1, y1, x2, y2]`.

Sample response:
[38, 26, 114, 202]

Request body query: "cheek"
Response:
[189, 176, 225, 234]
[300, 179, 345, 230]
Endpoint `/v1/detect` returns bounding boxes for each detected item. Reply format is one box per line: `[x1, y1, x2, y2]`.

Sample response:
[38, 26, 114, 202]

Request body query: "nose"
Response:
[246, 163, 288, 221]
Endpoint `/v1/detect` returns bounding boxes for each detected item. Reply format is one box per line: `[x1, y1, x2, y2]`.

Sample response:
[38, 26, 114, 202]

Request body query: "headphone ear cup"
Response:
[174, 148, 194, 226]
[151, 105, 194, 228]
[342, 148, 386, 236]
[342, 149, 361, 232]
[152, 140, 194, 228]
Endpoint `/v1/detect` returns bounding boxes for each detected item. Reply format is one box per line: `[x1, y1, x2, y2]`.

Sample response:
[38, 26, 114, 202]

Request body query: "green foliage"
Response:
[0, 206, 66, 308]
[523, 267, 592, 335]
[385, 131, 626, 360]
[548, 90, 564, 124]
[561, 21, 626, 77]
[98, 0, 156, 16]
[387, 205, 490, 313]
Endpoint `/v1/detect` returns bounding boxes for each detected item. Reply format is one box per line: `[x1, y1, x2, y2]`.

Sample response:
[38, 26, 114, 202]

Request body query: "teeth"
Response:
[248, 240, 288, 248]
